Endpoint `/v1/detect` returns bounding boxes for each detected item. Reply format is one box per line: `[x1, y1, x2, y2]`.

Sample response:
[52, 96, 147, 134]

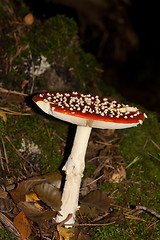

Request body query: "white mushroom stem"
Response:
[56, 125, 92, 226]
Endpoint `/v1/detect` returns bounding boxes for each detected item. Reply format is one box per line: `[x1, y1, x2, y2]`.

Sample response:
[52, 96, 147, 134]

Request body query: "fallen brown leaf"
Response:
[0, 198, 15, 213]
[79, 204, 98, 219]
[14, 211, 31, 240]
[17, 201, 56, 223]
[81, 177, 97, 196]
[80, 190, 111, 212]
[43, 172, 62, 189]
[0, 188, 8, 198]
[78, 231, 91, 240]
[10, 182, 26, 204]
[34, 182, 62, 211]
[9, 177, 46, 204]
[56, 226, 91, 240]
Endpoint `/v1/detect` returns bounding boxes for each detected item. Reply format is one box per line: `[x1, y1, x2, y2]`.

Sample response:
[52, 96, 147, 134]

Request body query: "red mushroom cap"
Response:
[33, 92, 147, 129]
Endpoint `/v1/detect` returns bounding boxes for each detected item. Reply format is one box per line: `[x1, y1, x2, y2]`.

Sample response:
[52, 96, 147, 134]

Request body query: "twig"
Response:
[0, 149, 5, 170]
[110, 203, 129, 211]
[96, 137, 120, 145]
[80, 174, 104, 193]
[78, 209, 84, 220]
[0, 212, 21, 237]
[145, 217, 159, 231]
[22, 162, 30, 176]
[124, 213, 146, 222]
[9, 44, 29, 71]
[59, 214, 72, 226]
[30, 52, 35, 94]
[5, 135, 38, 172]
[53, 130, 65, 142]
[1, 136, 10, 172]
[88, 156, 110, 163]
[85, 174, 104, 186]
[58, 214, 115, 227]
[145, 217, 155, 230]
[0, 87, 27, 96]
[0, 107, 31, 116]
[110, 204, 146, 222]
[127, 234, 135, 240]
[150, 139, 160, 151]
[32, 122, 44, 136]
[91, 211, 109, 222]
[65, 221, 116, 227]
[5, 135, 25, 160]
[136, 206, 160, 219]
[145, 220, 159, 231]
[144, 138, 160, 151]
[92, 156, 113, 178]
[109, 188, 118, 197]
[45, 124, 51, 138]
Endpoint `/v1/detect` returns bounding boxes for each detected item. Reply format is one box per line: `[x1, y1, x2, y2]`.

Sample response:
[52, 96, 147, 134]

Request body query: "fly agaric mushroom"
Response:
[33, 91, 147, 226]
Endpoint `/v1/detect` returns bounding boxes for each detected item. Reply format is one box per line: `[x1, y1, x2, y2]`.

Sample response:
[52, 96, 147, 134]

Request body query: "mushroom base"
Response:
[56, 125, 92, 226]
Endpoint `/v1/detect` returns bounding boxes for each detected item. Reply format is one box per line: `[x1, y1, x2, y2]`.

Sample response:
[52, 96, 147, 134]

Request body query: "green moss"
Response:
[6, 70, 26, 91]
[1, 12, 102, 92]
[34, 15, 102, 90]
[16, 114, 68, 172]
[91, 109, 160, 240]
[14, 0, 30, 18]
[85, 161, 96, 177]
[23, 15, 79, 64]
[0, 227, 18, 240]
[100, 178, 160, 211]
[118, 110, 160, 184]
[0, 111, 68, 175]
[0, 118, 5, 134]
[19, 14, 102, 91]
[0, 4, 15, 55]
[92, 175, 160, 239]
[0, 1, 14, 21]
[91, 217, 160, 240]
[76, 51, 101, 91]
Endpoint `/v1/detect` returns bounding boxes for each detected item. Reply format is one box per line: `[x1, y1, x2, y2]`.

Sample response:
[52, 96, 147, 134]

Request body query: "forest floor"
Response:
[0, 1, 160, 239]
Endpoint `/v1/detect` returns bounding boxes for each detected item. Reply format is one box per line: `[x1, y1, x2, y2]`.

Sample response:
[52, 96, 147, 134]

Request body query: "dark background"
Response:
[24, 0, 160, 117]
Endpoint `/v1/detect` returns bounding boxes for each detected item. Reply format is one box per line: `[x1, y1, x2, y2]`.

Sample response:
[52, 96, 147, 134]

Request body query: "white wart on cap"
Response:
[33, 91, 147, 129]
